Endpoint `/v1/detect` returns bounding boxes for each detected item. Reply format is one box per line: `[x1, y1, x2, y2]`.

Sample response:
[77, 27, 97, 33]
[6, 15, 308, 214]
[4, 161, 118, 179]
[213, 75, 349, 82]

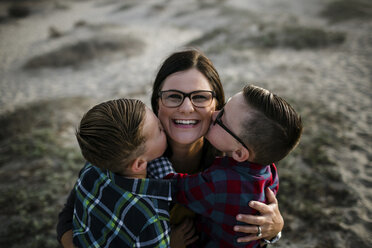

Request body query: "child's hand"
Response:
[170, 218, 198, 248]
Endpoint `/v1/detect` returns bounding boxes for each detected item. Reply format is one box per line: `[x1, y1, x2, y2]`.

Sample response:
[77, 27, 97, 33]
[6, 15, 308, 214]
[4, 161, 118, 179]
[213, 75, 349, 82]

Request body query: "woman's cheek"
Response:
[157, 107, 171, 135]
[202, 111, 213, 134]
[204, 104, 216, 129]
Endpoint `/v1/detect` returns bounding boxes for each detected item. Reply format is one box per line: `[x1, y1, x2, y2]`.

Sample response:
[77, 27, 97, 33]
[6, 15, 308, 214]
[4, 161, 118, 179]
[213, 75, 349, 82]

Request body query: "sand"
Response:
[0, 0, 371, 247]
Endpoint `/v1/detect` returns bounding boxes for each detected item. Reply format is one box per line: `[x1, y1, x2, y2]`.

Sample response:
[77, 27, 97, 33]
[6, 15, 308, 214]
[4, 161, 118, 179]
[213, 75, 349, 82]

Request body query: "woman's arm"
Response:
[234, 188, 284, 243]
[56, 189, 76, 247]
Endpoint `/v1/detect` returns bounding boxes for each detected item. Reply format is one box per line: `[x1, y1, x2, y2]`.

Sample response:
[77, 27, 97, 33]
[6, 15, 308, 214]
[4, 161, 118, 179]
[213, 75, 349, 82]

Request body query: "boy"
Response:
[155, 85, 303, 247]
[72, 99, 174, 248]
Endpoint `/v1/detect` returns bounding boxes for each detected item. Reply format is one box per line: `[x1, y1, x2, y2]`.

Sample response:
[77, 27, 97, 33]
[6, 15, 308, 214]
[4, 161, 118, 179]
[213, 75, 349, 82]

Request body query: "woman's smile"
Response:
[173, 119, 200, 127]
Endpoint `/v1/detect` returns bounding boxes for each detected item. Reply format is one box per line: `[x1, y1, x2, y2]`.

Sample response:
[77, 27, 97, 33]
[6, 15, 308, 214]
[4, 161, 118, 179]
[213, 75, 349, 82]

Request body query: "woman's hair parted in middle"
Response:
[151, 48, 225, 115]
[76, 98, 147, 173]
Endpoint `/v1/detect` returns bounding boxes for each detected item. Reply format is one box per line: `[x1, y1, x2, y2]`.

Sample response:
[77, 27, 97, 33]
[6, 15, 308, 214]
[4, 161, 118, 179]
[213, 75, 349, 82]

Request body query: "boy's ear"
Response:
[130, 158, 148, 173]
[232, 147, 250, 162]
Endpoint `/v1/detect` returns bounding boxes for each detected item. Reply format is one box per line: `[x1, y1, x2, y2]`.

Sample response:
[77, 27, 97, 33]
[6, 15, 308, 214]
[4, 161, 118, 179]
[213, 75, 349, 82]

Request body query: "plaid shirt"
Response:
[147, 156, 175, 179]
[73, 163, 174, 248]
[166, 156, 279, 248]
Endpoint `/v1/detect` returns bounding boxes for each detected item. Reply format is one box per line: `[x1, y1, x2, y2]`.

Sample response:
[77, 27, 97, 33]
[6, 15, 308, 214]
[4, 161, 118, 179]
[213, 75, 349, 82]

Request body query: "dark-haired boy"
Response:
[155, 85, 302, 247]
[72, 99, 174, 248]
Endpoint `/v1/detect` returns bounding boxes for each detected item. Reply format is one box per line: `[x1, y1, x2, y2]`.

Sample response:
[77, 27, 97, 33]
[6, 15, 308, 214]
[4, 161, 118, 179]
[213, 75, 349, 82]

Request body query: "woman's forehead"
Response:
[161, 68, 212, 91]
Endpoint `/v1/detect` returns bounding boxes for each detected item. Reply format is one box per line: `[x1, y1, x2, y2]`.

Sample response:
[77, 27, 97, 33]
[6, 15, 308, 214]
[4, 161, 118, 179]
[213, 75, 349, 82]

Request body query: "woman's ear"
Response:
[232, 147, 250, 162]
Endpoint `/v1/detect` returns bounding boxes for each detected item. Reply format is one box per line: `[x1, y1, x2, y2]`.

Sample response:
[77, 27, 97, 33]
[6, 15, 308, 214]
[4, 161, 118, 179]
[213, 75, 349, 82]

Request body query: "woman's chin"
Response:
[170, 134, 204, 146]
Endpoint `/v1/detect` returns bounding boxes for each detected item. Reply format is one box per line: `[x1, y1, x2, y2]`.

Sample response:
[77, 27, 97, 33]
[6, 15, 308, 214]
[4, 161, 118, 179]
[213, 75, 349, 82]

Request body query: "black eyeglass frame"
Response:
[213, 109, 249, 150]
[158, 90, 216, 108]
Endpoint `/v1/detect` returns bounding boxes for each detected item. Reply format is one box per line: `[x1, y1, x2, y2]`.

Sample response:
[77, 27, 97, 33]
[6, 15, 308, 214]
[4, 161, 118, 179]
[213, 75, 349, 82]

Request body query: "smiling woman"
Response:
[157, 68, 216, 150]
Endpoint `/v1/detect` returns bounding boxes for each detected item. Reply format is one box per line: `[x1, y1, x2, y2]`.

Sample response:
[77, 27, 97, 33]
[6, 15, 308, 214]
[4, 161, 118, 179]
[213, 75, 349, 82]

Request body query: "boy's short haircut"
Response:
[240, 85, 303, 165]
[76, 99, 147, 173]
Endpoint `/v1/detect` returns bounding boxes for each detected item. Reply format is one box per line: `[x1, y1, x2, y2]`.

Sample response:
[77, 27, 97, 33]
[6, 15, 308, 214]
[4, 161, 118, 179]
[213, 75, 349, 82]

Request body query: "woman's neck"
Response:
[168, 138, 204, 174]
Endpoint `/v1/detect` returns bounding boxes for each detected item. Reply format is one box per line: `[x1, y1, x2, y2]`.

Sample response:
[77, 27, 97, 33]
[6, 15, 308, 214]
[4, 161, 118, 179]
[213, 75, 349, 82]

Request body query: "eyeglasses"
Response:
[213, 109, 249, 150]
[158, 90, 215, 108]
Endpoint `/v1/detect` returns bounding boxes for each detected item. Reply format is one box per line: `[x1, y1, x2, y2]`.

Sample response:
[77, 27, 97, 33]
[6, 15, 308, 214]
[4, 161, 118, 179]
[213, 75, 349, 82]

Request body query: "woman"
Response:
[57, 48, 283, 247]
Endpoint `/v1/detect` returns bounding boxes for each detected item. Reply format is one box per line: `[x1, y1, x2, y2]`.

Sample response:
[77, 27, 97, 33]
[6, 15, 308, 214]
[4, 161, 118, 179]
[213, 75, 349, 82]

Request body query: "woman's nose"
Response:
[178, 97, 195, 112]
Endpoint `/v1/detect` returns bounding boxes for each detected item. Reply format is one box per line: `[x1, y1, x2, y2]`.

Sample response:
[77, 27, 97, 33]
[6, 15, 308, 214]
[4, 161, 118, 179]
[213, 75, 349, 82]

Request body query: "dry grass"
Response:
[276, 99, 368, 247]
[0, 97, 94, 247]
[252, 26, 346, 50]
[188, 24, 346, 53]
[23, 35, 145, 69]
[320, 0, 372, 23]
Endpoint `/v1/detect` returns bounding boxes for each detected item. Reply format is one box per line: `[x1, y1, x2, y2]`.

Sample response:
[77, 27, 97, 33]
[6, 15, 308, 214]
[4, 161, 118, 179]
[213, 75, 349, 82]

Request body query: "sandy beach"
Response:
[0, 0, 371, 247]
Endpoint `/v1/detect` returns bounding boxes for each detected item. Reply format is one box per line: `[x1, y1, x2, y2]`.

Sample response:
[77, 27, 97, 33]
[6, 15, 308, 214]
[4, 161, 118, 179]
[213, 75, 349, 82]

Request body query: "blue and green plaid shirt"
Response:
[73, 163, 174, 248]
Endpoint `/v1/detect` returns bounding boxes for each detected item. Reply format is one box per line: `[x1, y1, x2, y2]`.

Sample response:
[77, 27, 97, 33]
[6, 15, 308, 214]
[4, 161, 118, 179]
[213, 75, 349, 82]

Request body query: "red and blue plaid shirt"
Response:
[166, 156, 279, 248]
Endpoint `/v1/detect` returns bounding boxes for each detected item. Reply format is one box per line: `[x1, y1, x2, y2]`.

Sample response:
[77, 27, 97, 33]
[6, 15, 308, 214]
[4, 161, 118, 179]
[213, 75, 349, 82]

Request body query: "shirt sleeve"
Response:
[56, 188, 75, 243]
[137, 219, 170, 248]
[167, 170, 216, 218]
[147, 157, 175, 179]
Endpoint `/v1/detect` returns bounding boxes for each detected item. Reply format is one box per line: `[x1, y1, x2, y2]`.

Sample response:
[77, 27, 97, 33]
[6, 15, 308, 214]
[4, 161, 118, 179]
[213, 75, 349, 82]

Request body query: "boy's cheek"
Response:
[205, 126, 218, 145]
[204, 125, 214, 141]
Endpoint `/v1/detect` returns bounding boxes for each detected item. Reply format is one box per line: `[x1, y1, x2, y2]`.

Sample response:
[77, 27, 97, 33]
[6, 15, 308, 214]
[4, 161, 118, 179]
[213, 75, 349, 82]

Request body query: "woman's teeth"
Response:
[174, 120, 198, 125]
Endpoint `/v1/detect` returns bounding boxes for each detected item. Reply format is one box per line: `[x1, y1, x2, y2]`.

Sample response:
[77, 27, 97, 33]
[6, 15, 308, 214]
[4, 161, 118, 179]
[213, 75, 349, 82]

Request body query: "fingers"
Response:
[180, 218, 193, 230]
[233, 224, 260, 234]
[265, 188, 278, 205]
[236, 214, 266, 226]
[236, 234, 260, 243]
[182, 219, 196, 240]
[234, 223, 267, 243]
[248, 189, 278, 215]
[184, 235, 199, 246]
[176, 218, 199, 246]
[248, 200, 271, 214]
